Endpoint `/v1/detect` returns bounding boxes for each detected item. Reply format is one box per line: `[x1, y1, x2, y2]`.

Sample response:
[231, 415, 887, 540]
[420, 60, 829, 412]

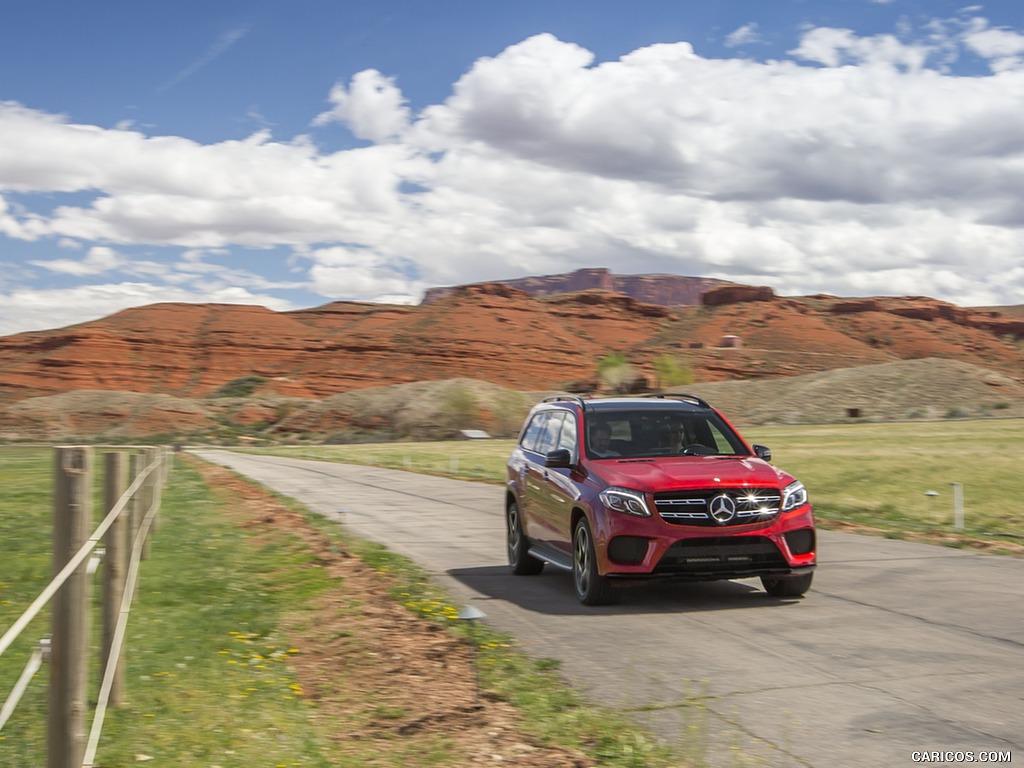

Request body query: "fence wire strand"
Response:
[0, 647, 43, 731]
[83, 478, 163, 768]
[0, 448, 167, 764]
[0, 458, 157, 659]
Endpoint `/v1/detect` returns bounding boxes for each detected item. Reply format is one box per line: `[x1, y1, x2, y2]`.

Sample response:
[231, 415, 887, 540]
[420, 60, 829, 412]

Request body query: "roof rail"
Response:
[541, 394, 588, 409]
[641, 392, 712, 409]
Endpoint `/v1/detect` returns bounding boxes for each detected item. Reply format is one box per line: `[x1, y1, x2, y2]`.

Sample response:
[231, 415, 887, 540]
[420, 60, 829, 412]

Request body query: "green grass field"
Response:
[242, 418, 1024, 544]
[2, 420, 1019, 764]
[0, 447, 684, 768]
[743, 420, 1024, 540]
[0, 448, 331, 767]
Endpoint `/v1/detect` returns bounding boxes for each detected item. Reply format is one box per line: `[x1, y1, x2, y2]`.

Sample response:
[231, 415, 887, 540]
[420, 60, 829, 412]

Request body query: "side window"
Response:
[535, 412, 565, 455]
[696, 416, 745, 455]
[520, 412, 548, 453]
[708, 423, 744, 455]
[556, 412, 578, 453]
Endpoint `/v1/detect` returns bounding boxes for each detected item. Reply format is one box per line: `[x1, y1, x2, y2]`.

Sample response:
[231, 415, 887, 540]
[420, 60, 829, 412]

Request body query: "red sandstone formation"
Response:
[0, 278, 1020, 412]
[701, 285, 777, 306]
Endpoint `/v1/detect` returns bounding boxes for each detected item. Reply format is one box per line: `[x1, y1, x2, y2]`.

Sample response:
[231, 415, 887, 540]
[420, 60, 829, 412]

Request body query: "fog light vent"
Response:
[784, 529, 815, 555]
[608, 536, 649, 565]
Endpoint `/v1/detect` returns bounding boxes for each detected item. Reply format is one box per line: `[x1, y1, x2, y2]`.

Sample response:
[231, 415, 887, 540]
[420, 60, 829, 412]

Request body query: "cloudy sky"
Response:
[2, 0, 1023, 336]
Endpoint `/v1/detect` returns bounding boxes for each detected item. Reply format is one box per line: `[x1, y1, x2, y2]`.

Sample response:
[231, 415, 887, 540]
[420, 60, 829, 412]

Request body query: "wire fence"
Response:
[0, 445, 171, 768]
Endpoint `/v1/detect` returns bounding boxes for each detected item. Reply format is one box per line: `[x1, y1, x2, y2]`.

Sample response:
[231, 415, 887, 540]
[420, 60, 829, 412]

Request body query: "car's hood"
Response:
[589, 456, 795, 493]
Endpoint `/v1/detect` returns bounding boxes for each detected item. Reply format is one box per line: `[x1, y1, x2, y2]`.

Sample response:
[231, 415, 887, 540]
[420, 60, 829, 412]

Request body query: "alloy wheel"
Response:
[573, 524, 592, 597]
[507, 502, 521, 563]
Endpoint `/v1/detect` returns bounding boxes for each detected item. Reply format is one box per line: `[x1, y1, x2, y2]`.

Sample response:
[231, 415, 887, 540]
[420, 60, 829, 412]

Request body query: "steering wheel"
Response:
[681, 444, 717, 456]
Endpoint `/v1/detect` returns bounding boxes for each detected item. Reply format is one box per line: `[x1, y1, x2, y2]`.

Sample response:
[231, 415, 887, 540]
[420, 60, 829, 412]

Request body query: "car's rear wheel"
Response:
[761, 572, 813, 597]
[573, 518, 617, 605]
[507, 499, 544, 575]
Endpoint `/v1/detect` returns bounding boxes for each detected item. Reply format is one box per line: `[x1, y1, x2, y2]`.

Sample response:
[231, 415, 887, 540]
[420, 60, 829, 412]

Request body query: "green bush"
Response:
[653, 354, 694, 388]
[596, 354, 634, 393]
[439, 384, 480, 432]
[212, 376, 267, 398]
[490, 389, 529, 437]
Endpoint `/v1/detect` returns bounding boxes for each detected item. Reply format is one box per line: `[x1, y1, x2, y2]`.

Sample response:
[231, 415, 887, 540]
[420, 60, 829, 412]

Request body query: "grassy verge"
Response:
[238, 418, 1024, 544]
[0, 448, 330, 767]
[0, 447, 687, 767]
[318, 528, 681, 767]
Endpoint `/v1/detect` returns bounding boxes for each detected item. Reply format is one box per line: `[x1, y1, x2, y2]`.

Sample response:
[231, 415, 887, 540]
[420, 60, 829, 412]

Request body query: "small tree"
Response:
[491, 389, 528, 437]
[212, 375, 267, 398]
[597, 354, 635, 393]
[653, 354, 694, 388]
[439, 384, 480, 432]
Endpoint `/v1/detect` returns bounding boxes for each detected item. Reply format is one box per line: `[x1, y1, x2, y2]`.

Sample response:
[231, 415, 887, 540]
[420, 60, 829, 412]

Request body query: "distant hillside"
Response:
[684, 358, 1024, 425]
[421, 267, 731, 306]
[0, 281, 1021, 413]
[975, 304, 1024, 319]
[1, 360, 1021, 443]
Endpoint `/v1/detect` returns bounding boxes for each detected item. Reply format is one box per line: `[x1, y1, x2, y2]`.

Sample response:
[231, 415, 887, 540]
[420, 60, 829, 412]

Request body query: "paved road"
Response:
[193, 449, 1023, 767]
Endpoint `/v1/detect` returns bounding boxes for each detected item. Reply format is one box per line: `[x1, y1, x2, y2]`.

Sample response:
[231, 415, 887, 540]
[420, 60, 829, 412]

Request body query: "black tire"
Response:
[507, 499, 544, 575]
[761, 572, 813, 598]
[572, 518, 618, 605]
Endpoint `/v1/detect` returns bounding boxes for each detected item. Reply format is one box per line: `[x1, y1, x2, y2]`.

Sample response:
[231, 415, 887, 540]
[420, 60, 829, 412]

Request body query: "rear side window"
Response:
[520, 412, 549, 452]
[520, 410, 570, 455]
[536, 412, 565, 454]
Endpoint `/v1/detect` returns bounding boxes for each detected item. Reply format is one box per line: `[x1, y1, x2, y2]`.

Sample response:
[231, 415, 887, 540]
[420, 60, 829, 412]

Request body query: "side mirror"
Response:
[544, 448, 573, 468]
[752, 444, 772, 462]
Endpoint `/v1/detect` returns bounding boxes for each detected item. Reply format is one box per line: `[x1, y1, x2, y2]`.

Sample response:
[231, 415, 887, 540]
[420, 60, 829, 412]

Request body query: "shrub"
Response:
[491, 390, 529, 437]
[439, 384, 480, 432]
[596, 354, 634, 393]
[653, 354, 694, 388]
[213, 375, 267, 398]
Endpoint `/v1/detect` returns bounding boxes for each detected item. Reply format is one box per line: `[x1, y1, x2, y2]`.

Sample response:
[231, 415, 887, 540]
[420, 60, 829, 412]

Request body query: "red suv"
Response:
[505, 394, 816, 605]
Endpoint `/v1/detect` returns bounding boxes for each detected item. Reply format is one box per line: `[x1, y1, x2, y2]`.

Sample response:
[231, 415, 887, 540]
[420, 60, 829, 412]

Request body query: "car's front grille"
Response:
[654, 488, 781, 526]
[654, 536, 787, 576]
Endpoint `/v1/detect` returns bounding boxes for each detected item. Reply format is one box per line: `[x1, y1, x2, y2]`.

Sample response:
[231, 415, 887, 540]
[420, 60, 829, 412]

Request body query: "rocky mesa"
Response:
[0, 272, 1021, 441]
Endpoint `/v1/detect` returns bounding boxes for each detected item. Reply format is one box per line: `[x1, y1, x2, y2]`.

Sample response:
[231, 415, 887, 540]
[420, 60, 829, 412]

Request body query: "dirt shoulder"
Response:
[189, 455, 593, 767]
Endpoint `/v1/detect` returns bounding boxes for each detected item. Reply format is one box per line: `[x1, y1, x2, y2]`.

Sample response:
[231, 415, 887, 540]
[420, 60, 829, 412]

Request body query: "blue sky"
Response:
[2, 0, 1023, 335]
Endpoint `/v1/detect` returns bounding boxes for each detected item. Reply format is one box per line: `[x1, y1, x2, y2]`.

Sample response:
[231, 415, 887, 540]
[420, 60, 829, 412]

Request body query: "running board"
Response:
[528, 542, 573, 572]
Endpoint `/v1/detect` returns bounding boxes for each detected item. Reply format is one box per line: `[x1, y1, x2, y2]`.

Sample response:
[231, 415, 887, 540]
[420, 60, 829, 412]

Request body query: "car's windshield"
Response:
[585, 410, 749, 459]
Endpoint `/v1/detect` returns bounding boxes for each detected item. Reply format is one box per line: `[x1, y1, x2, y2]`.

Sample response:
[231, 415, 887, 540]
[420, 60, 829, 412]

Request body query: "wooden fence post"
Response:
[141, 448, 154, 558]
[147, 447, 162, 534]
[49, 446, 92, 768]
[102, 451, 127, 707]
[129, 453, 142, 558]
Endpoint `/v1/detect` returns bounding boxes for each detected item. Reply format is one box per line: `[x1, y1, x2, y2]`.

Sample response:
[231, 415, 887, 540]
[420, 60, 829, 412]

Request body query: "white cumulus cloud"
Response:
[313, 69, 411, 142]
[2, 20, 1024, 335]
[725, 23, 762, 48]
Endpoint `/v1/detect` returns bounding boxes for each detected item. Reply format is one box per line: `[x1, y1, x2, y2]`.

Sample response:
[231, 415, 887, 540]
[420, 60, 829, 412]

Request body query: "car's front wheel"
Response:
[507, 499, 544, 575]
[761, 572, 813, 597]
[573, 518, 617, 605]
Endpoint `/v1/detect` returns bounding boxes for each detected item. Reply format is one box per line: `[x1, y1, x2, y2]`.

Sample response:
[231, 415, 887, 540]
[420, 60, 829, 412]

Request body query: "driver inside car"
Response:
[589, 422, 620, 457]
[668, 418, 689, 453]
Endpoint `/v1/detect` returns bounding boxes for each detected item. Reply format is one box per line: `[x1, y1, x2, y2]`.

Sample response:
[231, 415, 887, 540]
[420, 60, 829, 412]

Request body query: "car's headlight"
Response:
[781, 481, 808, 512]
[599, 487, 652, 517]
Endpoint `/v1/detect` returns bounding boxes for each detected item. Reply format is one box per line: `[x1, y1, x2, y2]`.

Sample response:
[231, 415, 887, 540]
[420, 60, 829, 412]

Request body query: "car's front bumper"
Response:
[593, 503, 817, 580]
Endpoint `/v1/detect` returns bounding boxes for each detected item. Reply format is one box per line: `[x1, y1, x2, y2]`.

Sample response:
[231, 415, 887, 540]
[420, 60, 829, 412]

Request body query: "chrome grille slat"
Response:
[654, 488, 781, 527]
